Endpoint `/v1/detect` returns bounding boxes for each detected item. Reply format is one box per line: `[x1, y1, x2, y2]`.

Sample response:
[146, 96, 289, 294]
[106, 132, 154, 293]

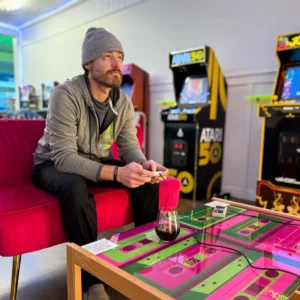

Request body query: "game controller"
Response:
[143, 171, 163, 177]
[152, 171, 163, 177]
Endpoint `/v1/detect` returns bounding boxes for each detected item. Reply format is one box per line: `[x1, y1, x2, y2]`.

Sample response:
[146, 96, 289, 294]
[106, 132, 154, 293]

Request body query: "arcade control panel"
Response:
[278, 132, 300, 165]
[161, 107, 199, 122]
[171, 140, 188, 167]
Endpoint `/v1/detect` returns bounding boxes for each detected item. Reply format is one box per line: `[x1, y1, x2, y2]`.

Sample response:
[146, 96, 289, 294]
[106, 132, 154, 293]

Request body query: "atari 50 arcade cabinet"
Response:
[161, 46, 227, 202]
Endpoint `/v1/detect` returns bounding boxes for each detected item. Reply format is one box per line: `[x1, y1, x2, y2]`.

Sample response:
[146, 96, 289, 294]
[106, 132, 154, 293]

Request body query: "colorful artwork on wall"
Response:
[0, 34, 16, 112]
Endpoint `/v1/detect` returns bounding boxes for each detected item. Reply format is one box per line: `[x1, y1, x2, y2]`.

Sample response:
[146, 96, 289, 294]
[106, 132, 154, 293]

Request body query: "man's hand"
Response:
[117, 162, 155, 188]
[141, 160, 168, 184]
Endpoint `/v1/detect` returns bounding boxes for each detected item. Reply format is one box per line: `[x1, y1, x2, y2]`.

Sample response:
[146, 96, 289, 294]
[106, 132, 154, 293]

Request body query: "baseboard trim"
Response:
[222, 186, 256, 203]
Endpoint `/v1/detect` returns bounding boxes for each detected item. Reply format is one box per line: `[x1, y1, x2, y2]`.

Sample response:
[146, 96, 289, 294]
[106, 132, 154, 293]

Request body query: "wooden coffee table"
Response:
[67, 198, 300, 300]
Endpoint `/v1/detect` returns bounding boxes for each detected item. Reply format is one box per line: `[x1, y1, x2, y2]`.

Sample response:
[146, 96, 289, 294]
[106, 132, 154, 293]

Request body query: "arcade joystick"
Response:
[143, 171, 163, 177]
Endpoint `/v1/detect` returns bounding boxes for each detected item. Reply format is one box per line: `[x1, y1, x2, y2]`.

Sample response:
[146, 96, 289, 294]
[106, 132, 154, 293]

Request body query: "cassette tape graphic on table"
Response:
[203, 208, 300, 262]
[179, 205, 245, 230]
[123, 233, 300, 300]
[97, 222, 195, 267]
[254, 218, 300, 264]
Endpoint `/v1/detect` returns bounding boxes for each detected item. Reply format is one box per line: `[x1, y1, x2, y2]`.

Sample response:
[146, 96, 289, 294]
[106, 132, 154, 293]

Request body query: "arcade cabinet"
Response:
[122, 64, 149, 155]
[161, 46, 227, 201]
[42, 81, 59, 108]
[19, 85, 36, 109]
[257, 32, 300, 215]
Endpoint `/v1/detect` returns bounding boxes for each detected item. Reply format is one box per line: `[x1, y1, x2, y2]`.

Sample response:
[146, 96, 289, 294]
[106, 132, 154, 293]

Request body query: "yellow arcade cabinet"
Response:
[257, 32, 300, 215]
[161, 46, 227, 201]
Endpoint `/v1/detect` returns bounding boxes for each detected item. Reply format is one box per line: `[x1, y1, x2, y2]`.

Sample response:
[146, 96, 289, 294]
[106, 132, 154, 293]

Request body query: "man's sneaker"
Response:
[87, 284, 110, 300]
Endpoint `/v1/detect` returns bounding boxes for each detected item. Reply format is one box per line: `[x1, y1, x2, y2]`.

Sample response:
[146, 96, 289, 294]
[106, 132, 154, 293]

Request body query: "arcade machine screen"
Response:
[20, 86, 31, 101]
[122, 82, 133, 98]
[281, 66, 300, 101]
[122, 75, 134, 99]
[277, 66, 300, 179]
[19, 85, 33, 108]
[42, 82, 55, 101]
[178, 76, 209, 108]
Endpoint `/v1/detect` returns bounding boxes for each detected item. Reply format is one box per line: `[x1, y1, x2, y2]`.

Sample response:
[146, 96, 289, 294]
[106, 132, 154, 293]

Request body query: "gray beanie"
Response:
[82, 27, 124, 66]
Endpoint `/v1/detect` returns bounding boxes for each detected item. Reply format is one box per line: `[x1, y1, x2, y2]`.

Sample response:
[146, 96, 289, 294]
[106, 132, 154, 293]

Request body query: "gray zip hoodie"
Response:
[33, 74, 146, 182]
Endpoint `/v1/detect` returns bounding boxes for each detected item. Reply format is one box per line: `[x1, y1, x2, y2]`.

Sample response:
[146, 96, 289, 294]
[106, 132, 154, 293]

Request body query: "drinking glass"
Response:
[155, 209, 180, 242]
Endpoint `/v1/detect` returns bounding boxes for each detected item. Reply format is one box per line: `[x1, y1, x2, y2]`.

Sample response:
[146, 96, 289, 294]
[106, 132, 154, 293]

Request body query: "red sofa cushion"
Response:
[0, 120, 180, 257]
[0, 183, 132, 256]
[0, 183, 66, 257]
[0, 176, 180, 257]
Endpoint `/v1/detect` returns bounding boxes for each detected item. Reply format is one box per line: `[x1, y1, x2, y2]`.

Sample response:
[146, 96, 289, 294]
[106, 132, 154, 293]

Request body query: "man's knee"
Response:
[57, 174, 92, 210]
[144, 182, 159, 194]
[136, 182, 159, 204]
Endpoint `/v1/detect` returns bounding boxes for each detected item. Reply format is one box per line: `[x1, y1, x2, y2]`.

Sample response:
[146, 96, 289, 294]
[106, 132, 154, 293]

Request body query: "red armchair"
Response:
[0, 119, 180, 300]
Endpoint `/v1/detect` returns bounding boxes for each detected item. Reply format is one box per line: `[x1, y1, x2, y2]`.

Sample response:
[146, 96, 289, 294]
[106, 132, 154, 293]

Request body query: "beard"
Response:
[92, 69, 123, 88]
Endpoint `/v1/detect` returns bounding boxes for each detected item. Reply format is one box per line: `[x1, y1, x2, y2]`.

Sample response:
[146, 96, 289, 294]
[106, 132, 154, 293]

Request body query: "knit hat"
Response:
[81, 27, 124, 66]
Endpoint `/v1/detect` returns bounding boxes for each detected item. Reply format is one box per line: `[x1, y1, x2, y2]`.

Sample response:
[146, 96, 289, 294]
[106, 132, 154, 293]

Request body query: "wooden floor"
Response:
[177, 197, 209, 212]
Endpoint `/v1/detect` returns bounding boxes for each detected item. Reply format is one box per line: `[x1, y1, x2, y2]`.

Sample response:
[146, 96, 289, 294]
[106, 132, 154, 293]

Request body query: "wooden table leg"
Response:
[67, 246, 82, 300]
[67, 243, 175, 300]
[290, 290, 300, 300]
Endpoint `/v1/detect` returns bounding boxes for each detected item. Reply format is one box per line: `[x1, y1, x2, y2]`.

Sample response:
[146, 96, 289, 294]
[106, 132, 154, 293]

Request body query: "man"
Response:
[32, 27, 168, 300]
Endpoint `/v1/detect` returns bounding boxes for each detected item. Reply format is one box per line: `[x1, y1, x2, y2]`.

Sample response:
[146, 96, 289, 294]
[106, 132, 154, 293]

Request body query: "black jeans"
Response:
[31, 160, 159, 292]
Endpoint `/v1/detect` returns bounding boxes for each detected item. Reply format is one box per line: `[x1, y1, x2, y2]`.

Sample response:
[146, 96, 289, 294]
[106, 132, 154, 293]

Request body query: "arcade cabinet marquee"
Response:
[161, 46, 227, 202]
[257, 32, 300, 215]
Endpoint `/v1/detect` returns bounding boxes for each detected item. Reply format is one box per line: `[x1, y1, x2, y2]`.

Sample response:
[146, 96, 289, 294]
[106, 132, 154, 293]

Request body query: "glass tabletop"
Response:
[98, 204, 300, 299]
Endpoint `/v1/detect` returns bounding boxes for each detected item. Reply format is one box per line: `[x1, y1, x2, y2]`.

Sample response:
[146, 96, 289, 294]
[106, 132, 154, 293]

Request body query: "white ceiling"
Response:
[0, 0, 85, 28]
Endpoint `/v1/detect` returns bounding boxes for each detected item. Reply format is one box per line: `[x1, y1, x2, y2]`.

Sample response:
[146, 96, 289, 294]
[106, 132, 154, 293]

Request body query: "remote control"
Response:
[143, 171, 163, 177]
[152, 171, 163, 177]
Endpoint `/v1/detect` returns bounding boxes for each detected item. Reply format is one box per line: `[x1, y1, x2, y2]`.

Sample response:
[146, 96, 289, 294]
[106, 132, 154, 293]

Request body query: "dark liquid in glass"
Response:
[155, 227, 180, 242]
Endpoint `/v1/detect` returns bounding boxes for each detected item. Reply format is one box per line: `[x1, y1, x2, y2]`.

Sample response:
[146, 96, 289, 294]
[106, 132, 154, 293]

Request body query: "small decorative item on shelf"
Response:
[29, 93, 39, 110]
[9, 97, 15, 112]
[0, 112, 7, 119]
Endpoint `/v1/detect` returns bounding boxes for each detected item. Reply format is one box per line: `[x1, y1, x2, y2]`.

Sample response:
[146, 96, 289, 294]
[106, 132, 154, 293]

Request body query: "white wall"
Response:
[21, 0, 300, 201]
[222, 73, 274, 201]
